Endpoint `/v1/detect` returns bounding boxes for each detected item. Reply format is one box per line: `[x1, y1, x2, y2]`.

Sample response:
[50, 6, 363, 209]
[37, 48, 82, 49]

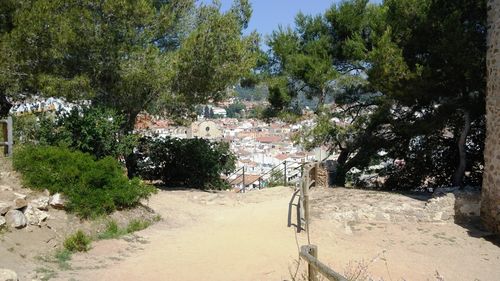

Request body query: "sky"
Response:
[201, 0, 383, 40]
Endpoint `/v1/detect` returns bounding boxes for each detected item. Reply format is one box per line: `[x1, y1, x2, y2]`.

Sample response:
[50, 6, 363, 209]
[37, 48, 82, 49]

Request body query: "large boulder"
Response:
[31, 196, 50, 211]
[0, 202, 10, 215]
[0, 269, 18, 281]
[12, 198, 27, 210]
[4, 210, 27, 229]
[24, 204, 49, 226]
[49, 193, 66, 209]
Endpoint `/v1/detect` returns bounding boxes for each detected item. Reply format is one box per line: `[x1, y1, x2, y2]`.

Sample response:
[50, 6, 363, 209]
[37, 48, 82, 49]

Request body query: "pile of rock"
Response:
[0, 190, 66, 230]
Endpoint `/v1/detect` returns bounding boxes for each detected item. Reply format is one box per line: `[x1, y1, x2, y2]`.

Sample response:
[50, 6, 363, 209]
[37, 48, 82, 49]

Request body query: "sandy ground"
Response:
[49, 186, 500, 281]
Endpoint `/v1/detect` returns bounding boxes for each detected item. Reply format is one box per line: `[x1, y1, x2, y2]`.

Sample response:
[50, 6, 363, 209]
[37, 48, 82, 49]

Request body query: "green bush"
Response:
[134, 136, 236, 190]
[63, 230, 91, 252]
[13, 107, 137, 159]
[97, 220, 126, 240]
[98, 219, 152, 240]
[13, 146, 155, 218]
[126, 219, 151, 233]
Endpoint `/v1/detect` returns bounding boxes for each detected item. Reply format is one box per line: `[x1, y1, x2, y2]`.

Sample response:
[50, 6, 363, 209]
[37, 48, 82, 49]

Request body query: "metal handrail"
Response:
[239, 161, 287, 190]
[227, 160, 317, 190]
[227, 167, 245, 185]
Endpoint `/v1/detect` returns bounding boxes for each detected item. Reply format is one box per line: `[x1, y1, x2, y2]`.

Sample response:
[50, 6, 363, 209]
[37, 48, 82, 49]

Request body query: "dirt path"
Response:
[53, 186, 500, 281]
[57, 187, 303, 281]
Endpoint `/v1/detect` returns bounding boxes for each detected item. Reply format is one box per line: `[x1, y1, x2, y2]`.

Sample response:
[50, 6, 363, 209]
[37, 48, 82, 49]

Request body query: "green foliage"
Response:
[271, 0, 486, 188]
[54, 249, 72, 270]
[13, 146, 155, 218]
[0, 0, 257, 128]
[63, 230, 91, 252]
[98, 219, 152, 240]
[226, 102, 246, 118]
[266, 169, 285, 187]
[97, 220, 126, 240]
[171, 2, 258, 107]
[14, 107, 137, 159]
[135, 136, 236, 190]
[126, 219, 152, 233]
[235, 84, 268, 101]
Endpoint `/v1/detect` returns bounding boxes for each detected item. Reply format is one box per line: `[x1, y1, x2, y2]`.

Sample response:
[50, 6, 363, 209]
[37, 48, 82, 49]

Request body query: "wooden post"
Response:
[284, 161, 287, 186]
[242, 166, 246, 193]
[308, 245, 318, 281]
[2, 119, 7, 156]
[7, 116, 12, 157]
[301, 159, 305, 179]
[299, 245, 348, 281]
[303, 164, 311, 231]
[315, 162, 319, 183]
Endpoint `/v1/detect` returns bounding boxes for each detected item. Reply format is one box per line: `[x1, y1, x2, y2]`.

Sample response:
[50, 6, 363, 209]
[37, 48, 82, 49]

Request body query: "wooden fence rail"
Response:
[300, 245, 348, 281]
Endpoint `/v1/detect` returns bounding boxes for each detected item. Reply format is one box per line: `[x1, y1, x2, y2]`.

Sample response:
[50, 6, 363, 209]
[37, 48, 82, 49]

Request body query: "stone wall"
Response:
[482, 0, 500, 234]
[305, 162, 328, 188]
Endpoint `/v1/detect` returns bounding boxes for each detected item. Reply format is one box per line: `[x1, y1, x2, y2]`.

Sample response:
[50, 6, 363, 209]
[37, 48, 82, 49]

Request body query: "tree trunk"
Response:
[0, 94, 12, 117]
[452, 110, 471, 187]
[334, 148, 350, 186]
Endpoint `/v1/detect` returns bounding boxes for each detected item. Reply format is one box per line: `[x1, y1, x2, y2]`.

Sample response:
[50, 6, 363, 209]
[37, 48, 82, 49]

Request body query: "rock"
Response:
[5, 210, 27, 229]
[375, 212, 390, 221]
[0, 185, 12, 192]
[49, 193, 66, 209]
[31, 196, 50, 211]
[13, 192, 27, 200]
[12, 198, 27, 210]
[344, 223, 353, 235]
[0, 202, 10, 215]
[42, 189, 50, 197]
[0, 269, 17, 281]
[0, 216, 5, 228]
[432, 212, 443, 221]
[24, 204, 49, 226]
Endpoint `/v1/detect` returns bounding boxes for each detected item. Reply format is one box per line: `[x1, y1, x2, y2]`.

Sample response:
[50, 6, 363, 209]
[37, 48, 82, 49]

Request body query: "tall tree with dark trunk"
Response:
[269, 0, 486, 189]
[0, 0, 258, 175]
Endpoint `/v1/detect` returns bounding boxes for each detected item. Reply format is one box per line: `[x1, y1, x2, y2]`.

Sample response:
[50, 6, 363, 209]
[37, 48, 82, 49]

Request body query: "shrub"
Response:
[63, 230, 91, 252]
[13, 107, 137, 159]
[13, 146, 155, 218]
[126, 219, 151, 233]
[98, 219, 152, 240]
[54, 248, 72, 270]
[97, 220, 126, 240]
[134, 136, 236, 190]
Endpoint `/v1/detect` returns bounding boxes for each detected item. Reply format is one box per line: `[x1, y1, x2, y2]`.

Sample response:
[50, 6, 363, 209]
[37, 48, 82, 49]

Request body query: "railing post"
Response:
[301, 159, 305, 179]
[308, 245, 318, 281]
[7, 116, 12, 157]
[283, 161, 287, 186]
[302, 164, 311, 231]
[242, 166, 246, 192]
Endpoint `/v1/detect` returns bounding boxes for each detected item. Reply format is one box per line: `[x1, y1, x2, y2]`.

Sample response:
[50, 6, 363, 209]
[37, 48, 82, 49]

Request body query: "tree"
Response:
[226, 102, 246, 118]
[381, 0, 486, 188]
[0, 0, 258, 127]
[1, 0, 258, 178]
[270, 0, 486, 189]
[269, 0, 390, 185]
